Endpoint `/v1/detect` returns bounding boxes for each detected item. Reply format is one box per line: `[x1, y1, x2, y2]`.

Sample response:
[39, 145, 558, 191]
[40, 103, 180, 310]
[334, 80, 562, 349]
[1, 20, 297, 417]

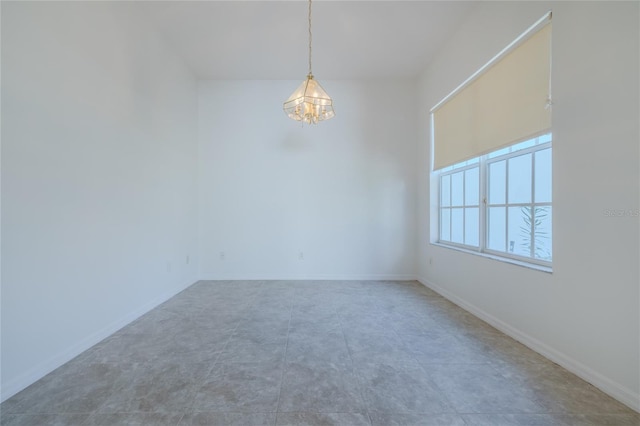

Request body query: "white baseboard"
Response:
[417, 276, 640, 413]
[0, 279, 196, 403]
[198, 274, 417, 281]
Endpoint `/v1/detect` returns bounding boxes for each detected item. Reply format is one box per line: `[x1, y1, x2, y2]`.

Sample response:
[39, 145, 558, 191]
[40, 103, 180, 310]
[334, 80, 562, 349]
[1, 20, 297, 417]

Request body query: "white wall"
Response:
[1, 2, 199, 400]
[198, 80, 418, 280]
[418, 1, 639, 410]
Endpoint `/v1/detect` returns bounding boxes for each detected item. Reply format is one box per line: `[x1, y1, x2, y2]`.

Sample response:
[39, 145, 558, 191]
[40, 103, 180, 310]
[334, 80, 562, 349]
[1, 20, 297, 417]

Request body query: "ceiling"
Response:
[137, 1, 477, 80]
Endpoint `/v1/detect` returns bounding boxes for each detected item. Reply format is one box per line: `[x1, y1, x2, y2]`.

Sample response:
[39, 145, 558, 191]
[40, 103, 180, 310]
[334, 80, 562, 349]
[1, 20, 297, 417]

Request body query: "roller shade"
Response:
[432, 19, 552, 170]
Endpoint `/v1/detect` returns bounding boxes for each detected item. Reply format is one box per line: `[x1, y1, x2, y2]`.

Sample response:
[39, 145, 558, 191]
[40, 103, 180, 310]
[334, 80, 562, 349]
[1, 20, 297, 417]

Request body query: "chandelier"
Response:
[283, 0, 335, 124]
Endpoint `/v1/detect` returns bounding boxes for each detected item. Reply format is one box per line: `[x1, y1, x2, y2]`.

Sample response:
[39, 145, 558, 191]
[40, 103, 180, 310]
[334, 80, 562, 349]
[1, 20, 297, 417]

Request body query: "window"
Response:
[438, 134, 552, 266]
[431, 13, 552, 268]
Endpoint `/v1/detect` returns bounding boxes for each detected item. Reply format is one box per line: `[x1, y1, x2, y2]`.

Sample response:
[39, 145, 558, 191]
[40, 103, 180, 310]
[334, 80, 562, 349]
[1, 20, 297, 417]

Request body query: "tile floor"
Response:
[1, 280, 638, 426]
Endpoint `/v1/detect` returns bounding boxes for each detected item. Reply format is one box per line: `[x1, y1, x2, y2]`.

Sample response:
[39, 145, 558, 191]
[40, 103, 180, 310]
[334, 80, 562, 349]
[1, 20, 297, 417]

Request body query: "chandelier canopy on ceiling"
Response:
[283, 0, 335, 125]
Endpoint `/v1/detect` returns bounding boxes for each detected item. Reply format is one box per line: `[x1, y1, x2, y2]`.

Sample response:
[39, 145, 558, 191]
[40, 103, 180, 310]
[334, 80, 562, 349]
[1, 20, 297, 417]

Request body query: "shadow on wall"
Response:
[281, 130, 313, 152]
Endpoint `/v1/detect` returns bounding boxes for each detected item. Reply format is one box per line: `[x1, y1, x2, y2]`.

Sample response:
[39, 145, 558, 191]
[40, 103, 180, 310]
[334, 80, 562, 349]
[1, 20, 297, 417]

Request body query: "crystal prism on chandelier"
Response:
[283, 0, 335, 124]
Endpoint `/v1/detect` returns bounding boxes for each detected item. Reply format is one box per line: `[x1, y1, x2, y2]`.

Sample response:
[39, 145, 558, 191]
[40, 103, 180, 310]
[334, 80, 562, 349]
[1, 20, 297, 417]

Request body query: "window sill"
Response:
[431, 242, 553, 274]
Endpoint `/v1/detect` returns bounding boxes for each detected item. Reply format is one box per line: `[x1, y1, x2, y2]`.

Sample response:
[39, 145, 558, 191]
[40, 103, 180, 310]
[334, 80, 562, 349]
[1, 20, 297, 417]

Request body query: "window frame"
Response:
[436, 136, 552, 269]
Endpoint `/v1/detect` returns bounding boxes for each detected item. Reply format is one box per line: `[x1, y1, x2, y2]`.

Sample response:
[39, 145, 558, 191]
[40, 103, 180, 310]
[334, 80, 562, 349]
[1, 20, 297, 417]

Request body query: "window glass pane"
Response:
[465, 168, 479, 206]
[534, 206, 552, 261]
[488, 207, 506, 252]
[538, 133, 552, 144]
[451, 208, 464, 244]
[488, 146, 510, 159]
[512, 138, 536, 152]
[465, 157, 479, 166]
[441, 175, 451, 207]
[535, 148, 552, 203]
[440, 208, 450, 241]
[465, 208, 479, 247]
[451, 172, 464, 206]
[488, 160, 506, 204]
[508, 153, 532, 204]
[508, 206, 532, 257]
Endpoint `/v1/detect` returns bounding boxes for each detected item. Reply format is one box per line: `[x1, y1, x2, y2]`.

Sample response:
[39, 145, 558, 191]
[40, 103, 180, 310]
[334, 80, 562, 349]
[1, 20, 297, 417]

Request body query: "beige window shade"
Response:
[432, 19, 552, 170]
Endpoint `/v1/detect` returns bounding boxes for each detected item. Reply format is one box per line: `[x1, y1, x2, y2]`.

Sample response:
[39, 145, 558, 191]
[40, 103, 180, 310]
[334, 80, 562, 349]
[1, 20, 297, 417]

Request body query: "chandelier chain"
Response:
[308, 0, 313, 75]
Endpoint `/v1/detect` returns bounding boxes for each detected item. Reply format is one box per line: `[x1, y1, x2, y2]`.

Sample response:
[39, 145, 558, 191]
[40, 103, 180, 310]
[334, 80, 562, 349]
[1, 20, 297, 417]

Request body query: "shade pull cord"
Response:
[545, 18, 553, 110]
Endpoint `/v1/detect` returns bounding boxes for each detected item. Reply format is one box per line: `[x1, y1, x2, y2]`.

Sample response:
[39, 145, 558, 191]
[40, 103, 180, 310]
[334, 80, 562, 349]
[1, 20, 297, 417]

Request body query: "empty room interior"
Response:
[1, 1, 639, 425]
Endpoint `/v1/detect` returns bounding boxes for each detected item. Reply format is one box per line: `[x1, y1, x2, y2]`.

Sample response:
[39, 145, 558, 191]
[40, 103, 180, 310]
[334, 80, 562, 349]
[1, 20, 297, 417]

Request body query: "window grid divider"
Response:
[504, 157, 510, 253]
[462, 171, 466, 245]
[479, 156, 487, 255]
[530, 151, 537, 258]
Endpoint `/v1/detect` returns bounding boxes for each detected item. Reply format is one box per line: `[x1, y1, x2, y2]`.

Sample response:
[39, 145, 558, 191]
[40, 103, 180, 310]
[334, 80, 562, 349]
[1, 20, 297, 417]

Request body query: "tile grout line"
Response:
[335, 291, 374, 426]
[273, 291, 295, 425]
[182, 285, 257, 416]
[371, 289, 463, 418]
